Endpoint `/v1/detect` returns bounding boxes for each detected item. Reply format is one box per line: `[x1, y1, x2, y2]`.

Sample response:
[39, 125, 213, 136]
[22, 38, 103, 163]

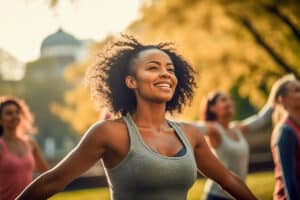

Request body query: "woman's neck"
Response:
[2, 128, 19, 141]
[217, 117, 231, 129]
[288, 110, 300, 127]
[132, 102, 168, 130]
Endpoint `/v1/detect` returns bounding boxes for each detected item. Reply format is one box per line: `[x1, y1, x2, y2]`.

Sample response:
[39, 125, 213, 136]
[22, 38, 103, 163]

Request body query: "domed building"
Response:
[21, 29, 91, 160]
[40, 28, 84, 59]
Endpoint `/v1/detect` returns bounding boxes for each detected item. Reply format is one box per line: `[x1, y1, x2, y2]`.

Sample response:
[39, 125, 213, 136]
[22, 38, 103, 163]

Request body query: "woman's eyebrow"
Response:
[146, 60, 173, 66]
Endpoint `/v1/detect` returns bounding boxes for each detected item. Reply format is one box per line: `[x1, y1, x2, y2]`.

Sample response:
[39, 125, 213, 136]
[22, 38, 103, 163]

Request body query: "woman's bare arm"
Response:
[183, 124, 257, 200]
[30, 139, 49, 172]
[235, 75, 295, 134]
[237, 104, 273, 134]
[16, 121, 111, 200]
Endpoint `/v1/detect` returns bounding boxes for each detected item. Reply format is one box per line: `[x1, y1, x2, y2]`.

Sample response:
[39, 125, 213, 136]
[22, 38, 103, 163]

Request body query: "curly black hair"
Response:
[201, 91, 222, 121]
[86, 35, 197, 116]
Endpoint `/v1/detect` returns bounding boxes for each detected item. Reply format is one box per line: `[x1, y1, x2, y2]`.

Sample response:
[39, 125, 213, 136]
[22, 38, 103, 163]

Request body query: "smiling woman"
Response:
[87, 35, 196, 116]
[17, 35, 257, 200]
[0, 96, 48, 200]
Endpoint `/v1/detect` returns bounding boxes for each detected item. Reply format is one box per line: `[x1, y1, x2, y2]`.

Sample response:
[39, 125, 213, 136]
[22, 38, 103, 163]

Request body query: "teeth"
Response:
[156, 83, 171, 88]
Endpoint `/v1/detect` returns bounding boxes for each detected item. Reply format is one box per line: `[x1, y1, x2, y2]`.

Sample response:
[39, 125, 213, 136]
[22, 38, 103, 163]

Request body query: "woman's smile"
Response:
[129, 48, 178, 102]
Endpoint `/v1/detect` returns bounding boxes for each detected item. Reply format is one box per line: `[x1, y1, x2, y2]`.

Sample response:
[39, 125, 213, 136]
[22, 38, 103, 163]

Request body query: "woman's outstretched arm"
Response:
[16, 121, 111, 200]
[237, 74, 296, 134]
[30, 139, 49, 172]
[238, 104, 273, 134]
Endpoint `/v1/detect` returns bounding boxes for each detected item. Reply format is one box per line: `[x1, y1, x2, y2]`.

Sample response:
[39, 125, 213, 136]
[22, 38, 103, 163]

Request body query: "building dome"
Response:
[41, 29, 81, 49]
[40, 29, 82, 58]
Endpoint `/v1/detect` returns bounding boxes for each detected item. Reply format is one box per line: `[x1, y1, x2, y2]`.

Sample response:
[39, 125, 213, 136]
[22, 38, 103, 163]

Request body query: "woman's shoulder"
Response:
[271, 122, 297, 145]
[176, 122, 213, 149]
[176, 122, 206, 140]
[92, 118, 127, 132]
[273, 122, 294, 135]
[176, 121, 201, 133]
[277, 123, 297, 137]
[0, 138, 3, 156]
[84, 118, 128, 140]
[175, 121, 217, 134]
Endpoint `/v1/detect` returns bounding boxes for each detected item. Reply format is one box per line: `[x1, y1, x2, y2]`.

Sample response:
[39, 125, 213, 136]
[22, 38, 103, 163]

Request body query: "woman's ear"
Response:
[277, 96, 284, 105]
[125, 75, 137, 89]
[210, 105, 217, 114]
[277, 95, 289, 110]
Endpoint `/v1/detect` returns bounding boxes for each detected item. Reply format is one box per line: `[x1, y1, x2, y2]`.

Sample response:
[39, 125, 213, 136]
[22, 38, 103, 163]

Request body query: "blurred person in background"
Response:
[0, 96, 48, 200]
[270, 74, 300, 200]
[196, 78, 283, 200]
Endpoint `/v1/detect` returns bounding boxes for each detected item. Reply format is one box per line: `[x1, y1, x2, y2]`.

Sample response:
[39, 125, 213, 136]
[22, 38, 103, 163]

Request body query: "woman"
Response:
[197, 75, 292, 200]
[271, 75, 300, 200]
[0, 96, 48, 200]
[197, 91, 273, 200]
[17, 35, 257, 200]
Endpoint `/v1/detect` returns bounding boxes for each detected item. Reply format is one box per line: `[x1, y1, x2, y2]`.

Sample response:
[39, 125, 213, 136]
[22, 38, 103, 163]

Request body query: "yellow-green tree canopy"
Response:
[53, 0, 300, 134]
[51, 36, 114, 134]
[127, 0, 300, 118]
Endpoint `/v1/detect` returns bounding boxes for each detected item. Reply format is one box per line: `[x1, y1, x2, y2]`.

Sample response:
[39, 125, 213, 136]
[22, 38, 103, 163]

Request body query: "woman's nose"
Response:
[159, 68, 171, 78]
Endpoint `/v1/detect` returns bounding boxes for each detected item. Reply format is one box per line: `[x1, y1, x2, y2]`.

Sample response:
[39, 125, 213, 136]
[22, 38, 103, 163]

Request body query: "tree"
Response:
[53, 0, 300, 133]
[127, 0, 300, 119]
[51, 36, 114, 134]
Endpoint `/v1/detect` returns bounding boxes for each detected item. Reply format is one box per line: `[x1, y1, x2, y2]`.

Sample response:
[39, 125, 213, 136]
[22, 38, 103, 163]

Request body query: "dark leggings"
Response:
[205, 194, 231, 200]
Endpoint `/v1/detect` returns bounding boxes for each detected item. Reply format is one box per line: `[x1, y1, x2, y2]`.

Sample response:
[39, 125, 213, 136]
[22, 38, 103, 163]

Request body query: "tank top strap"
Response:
[232, 127, 244, 140]
[285, 118, 300, 142]
[122, 113, 144, 150]
[167, 120, 193, 151]
[22, 139, 33, 155]
[214, 123, 228, 141]
[0, 138, 8, 153]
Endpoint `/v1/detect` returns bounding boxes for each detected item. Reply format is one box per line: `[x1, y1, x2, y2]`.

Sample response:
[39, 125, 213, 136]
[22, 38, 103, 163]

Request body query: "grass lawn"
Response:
[50, 171, 274, 200]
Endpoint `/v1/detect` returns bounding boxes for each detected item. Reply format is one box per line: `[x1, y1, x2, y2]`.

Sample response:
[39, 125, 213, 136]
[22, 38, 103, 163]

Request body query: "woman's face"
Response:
[0, 103, 21, 130]
[281, 80, 300, 110]
[211, 93, 235, 119]
[127, 48, 178, 103]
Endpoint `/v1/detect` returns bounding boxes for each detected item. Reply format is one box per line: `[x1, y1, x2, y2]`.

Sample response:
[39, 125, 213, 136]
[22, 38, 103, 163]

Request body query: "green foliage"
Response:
[54, 0, 300, 132]
[51, 36, 115, 134]
[17, 57, 77, 153]
[128, 0, 300, 119]
[50, 61, 99, 134]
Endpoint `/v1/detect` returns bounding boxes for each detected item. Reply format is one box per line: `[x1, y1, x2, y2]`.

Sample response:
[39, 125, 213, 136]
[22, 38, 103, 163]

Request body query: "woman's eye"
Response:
[148, 66, 157, 70]
[167, 68, 175, 73]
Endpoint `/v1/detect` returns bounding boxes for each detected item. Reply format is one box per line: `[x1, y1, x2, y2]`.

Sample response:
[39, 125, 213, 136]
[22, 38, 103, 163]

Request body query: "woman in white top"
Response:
[198, 90, 275, 200]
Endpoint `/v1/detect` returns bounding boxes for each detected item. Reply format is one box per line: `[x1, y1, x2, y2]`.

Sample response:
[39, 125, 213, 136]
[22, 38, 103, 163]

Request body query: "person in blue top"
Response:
[270, 74, 300, 200]
[17, 35, 257, 200]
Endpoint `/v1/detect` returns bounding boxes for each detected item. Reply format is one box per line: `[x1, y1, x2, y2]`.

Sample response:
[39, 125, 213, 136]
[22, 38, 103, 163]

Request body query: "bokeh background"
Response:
[1, 0, 300, 199]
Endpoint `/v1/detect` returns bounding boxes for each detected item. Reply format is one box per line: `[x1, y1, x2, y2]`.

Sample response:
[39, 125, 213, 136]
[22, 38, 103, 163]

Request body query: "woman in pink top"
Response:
[0, 96, 48, 200]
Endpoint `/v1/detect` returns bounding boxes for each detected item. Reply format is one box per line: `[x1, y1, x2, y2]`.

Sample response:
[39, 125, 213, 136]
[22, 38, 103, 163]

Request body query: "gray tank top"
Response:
[203, 123, 249, 199]
[102, 114, 197, 200]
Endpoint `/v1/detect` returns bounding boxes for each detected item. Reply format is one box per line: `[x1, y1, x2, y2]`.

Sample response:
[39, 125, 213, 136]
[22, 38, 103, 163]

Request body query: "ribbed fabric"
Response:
[0, 138, 35, 200]
[102, 114, 197, 200]
[203, 123, 249, 200]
